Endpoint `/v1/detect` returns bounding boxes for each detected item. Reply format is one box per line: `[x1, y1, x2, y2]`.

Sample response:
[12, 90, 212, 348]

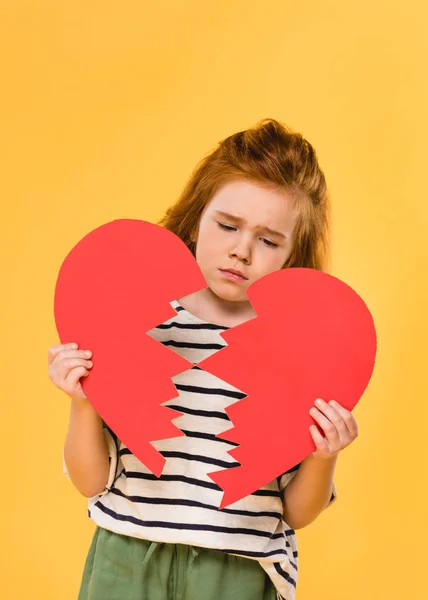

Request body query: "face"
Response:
[193, 179, 298, 304]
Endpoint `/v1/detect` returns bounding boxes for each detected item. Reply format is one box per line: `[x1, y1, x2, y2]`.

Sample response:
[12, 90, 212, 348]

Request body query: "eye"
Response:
[262, 238, 279, 248]
[217, 222, 236, 232]
[217, 222, 278, 248]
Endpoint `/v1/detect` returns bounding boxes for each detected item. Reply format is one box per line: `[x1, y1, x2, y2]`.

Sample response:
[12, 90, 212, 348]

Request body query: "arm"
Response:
[63, 397, 110, 498]
[282, 397, 358, 530]
[48, 343, 113, 498]
[282, 454, 337, 529]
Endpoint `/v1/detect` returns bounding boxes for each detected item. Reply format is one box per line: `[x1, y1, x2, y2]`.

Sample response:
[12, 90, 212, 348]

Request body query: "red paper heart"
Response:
[54, 219, 377, 507]
[54, 219, 207, 477]
[197, 268, 377, 508]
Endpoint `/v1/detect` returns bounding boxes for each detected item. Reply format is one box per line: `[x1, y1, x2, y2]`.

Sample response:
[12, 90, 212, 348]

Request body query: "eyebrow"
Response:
[213, 210, 287, 240]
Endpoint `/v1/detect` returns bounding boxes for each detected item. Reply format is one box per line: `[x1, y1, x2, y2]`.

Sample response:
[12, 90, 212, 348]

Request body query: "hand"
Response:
[48, 342, 93, 402]
[309, 398, 358, 460]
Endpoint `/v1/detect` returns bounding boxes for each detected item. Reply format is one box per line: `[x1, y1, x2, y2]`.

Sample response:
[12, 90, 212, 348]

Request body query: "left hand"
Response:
[309, 398, 358, 460]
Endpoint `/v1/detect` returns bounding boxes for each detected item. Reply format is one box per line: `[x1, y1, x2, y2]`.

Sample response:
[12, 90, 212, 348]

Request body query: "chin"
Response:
[210, 282, 248, 303]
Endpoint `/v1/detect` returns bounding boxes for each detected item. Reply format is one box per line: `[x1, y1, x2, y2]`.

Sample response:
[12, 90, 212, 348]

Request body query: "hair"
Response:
[157, 118, 331, 272]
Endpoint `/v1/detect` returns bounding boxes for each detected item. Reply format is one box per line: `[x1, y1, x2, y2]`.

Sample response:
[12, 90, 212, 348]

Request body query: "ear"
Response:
[190, 226, 199, 244]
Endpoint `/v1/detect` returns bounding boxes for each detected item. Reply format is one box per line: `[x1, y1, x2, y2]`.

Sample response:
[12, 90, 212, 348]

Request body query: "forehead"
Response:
[205, 179, 297, 225]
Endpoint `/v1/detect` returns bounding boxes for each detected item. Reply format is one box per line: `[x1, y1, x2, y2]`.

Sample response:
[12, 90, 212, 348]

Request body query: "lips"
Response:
[221, 268, 248, 280]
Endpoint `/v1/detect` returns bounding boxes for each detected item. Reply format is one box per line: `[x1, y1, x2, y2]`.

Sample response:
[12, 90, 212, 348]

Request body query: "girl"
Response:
[48, 118, 359, 600]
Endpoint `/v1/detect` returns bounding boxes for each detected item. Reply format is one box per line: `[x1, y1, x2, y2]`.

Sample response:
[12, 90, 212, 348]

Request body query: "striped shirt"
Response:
[66, 299, 337, 600]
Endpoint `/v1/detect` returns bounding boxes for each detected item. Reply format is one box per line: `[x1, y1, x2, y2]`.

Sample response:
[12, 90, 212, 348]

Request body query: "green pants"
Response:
[78, 526, 277, 600]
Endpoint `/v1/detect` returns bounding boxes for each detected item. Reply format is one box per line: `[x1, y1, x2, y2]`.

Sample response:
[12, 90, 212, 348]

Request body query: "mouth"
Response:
[219, 269, 248, 282]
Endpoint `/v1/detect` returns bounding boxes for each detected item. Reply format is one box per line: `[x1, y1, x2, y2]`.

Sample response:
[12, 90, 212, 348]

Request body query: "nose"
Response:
[229, 239, 251, 264]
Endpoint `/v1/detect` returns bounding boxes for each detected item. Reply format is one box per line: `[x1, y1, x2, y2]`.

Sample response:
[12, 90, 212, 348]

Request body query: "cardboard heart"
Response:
[54, 219, 377, 507]
[197, 268, 377, 507]
[54, 219, 207, 477]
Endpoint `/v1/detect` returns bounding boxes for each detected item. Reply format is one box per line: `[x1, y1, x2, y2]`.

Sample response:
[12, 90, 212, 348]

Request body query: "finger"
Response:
[58, 358, 93, 381]
[310, 424, 329, 453]
[65, 366, 90, 387]
[309, 407, 340, 445]
[51, 349, 92, 370]
[313, 399, 350, 439]
[327, 400, 358, 438]
[48, 343, 78, 366]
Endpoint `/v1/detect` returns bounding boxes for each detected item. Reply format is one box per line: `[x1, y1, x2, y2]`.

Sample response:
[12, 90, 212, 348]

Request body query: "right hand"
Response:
[48, 343, 93, 402]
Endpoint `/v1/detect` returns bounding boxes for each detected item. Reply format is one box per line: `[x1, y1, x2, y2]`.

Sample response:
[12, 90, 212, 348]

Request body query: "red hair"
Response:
[157, 118, 331, 271]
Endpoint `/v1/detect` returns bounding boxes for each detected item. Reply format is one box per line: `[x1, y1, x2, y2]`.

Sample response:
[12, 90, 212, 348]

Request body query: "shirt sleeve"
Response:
[279, 462, 338, 508]
[62, 425, 119, 496]
[326, 479, 338, 507]
[278, 462, 302, 496]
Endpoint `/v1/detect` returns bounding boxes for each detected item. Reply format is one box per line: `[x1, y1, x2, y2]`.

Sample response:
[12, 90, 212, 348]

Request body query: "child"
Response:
[48, 118, 359, 600]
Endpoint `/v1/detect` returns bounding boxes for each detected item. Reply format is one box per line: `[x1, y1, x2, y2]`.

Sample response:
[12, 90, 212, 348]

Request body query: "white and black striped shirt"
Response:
[72, 299, 337, 600]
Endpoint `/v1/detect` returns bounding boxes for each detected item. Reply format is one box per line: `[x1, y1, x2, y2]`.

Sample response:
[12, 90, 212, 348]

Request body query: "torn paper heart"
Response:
[54, 219, 377, 507]
[197, 268, 377, 508]
[54, 219, 207, 477]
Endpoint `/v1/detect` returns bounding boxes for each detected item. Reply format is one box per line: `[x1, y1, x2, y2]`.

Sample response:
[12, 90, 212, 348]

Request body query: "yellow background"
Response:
[1, 1, 426, 598]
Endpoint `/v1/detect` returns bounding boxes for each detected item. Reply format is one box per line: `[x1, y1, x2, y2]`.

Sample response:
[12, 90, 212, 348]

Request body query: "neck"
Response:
[178, 287, 256, 327]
